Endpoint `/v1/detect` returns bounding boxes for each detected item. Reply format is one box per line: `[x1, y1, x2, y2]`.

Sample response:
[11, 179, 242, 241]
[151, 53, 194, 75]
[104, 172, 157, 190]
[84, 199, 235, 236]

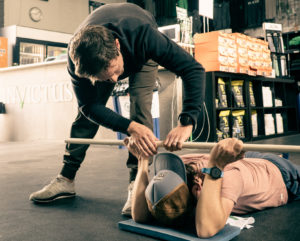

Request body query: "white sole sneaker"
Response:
[121, 181, 134, 217]
[30, 192, 76, 203]
[30, 175, 76, 203]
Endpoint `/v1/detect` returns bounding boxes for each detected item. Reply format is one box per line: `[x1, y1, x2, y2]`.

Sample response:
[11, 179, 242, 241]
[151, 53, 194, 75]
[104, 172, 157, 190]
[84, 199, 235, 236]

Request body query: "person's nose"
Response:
[109, 74, 119, 83]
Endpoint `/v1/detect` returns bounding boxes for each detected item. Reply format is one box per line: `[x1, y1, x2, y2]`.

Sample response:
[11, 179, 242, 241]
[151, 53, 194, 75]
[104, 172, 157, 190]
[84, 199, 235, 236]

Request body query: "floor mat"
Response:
[118, 219, 241, 241]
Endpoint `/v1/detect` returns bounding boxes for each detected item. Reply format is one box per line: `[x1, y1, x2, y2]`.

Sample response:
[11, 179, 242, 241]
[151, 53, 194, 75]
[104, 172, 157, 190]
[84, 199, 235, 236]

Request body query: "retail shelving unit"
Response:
[198, 71, 299, 142]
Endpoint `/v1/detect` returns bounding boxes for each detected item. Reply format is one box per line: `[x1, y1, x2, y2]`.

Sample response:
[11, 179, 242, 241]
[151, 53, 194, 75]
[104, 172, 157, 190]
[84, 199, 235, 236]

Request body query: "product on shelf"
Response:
[232, 110, 245, 139]
[217, 78, 228, 107]
[206, 71, 298, 142]
[219, 110, 230, 139]
[251, 110, 258, 137]
[264, 114, 275, 135]
[249, 81, 256, 106]
[231, 80, 244, 107]
[262, 86, 273, 107]
[216, 128, 224, 141]
[276, 113, 284, 134]
[275, 98, 283, 107]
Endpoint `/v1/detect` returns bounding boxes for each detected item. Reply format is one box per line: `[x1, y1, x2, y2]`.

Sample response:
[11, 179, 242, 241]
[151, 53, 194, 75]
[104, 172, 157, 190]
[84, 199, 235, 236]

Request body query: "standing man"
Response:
[29, 3, 205, 216]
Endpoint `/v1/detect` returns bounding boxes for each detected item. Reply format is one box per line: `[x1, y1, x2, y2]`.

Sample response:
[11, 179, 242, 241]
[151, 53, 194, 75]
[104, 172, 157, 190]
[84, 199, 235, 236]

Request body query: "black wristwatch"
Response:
[179, 114, 193, 126]
[201, 167, 224, 179]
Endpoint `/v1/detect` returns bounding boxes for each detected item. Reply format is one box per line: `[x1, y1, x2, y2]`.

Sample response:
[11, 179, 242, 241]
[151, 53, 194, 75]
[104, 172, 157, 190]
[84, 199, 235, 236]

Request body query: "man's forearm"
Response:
[195, 158, 227, 238]
[196, 138, 242, 237]
[131, 158, 151, 223]
[195, 175, 226, 238]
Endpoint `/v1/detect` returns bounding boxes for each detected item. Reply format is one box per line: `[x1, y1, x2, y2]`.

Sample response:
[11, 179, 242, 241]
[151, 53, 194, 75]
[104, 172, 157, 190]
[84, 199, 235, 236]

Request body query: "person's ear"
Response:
[115, 39, 120, 49]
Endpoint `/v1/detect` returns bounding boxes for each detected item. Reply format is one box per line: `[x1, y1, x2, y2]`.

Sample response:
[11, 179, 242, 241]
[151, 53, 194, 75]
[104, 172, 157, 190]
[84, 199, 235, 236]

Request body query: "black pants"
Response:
[61, 60, 158, 182]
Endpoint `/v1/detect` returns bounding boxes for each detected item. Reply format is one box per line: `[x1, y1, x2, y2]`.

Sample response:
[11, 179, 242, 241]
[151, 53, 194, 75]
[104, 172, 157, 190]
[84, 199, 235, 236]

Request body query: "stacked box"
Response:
[194, 31, 237, 72]
[247, 35, 259, 75]
[233, 33, 249, 74]
[254, 38, 272, 77]
[194, 31, 273, 76]
[233, 34, 272, 76]
[226, 34, 238, 73]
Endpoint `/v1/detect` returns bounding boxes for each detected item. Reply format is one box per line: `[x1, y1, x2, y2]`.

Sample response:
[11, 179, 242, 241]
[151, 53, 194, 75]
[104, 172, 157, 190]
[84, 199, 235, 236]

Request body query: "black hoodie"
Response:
[67, 3, 205, 134]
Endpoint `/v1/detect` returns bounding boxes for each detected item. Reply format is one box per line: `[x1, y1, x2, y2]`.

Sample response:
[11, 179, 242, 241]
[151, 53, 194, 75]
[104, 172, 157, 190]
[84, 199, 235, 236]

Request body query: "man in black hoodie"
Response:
[29, 3, 205, 216]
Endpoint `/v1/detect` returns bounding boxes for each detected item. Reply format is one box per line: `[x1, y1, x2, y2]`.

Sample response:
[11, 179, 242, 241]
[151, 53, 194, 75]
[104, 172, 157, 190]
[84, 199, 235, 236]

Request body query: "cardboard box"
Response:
[231, 33, 247, 47]
[194, 31, 238, 72]
[194, 31, 231, 46]
[0, 37, 8, 68]
[195, 52, 230, 72]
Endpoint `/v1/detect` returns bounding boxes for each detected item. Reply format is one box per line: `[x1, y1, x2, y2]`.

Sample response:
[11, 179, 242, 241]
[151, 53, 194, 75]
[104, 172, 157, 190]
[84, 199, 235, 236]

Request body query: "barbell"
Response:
[65, 138, 300, 153]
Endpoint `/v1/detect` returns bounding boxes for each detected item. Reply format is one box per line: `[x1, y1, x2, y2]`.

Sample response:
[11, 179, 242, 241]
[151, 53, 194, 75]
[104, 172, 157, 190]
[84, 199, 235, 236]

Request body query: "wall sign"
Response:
[0, 82, 73, 107]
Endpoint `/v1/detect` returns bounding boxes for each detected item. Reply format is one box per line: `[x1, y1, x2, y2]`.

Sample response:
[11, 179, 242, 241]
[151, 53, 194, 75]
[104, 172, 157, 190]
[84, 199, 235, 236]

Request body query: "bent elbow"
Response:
[132, 213, 149, 224]
[196, 223, 225, 238]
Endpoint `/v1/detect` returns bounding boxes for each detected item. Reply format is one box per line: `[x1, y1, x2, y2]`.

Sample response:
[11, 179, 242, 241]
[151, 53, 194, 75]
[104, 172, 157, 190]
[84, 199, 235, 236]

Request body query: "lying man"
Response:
[125, 137, 300, 238]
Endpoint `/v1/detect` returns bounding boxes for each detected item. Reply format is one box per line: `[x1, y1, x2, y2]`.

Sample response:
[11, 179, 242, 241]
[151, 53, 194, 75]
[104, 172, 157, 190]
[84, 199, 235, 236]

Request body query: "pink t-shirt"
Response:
[181, 154, 288, 214]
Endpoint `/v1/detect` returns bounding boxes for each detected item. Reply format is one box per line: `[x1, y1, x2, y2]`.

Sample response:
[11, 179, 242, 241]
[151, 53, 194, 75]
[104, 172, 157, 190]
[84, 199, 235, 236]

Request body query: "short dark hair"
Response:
[69, 25, 119, 79]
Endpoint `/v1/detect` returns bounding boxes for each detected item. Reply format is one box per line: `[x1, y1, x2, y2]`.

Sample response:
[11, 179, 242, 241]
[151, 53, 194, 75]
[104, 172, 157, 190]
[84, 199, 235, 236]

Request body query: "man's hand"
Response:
[123, 136, 147, 160]
[163, 124, 193, 152]
[209, 138, 244, 169]
[126, 121, 158, 157]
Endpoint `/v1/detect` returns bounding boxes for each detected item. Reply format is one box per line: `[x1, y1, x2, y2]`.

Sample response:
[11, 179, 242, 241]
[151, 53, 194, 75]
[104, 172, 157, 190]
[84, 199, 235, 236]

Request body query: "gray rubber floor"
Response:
[0, 134, 299, 241]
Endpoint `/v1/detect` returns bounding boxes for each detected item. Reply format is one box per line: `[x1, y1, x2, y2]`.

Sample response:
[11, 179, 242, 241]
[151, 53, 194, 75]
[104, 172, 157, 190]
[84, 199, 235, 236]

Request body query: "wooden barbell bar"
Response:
[65, 138, 300, 153]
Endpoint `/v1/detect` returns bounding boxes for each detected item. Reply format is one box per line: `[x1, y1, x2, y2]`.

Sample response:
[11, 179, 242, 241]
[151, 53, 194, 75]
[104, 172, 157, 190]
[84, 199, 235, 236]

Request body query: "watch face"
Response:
[29, 7, 43, 22]
[211, 167, 222, 179]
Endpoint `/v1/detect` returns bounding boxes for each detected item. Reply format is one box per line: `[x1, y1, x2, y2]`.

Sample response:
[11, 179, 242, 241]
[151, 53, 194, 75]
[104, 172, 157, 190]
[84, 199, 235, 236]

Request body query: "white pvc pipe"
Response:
[65, 138, 300, 153]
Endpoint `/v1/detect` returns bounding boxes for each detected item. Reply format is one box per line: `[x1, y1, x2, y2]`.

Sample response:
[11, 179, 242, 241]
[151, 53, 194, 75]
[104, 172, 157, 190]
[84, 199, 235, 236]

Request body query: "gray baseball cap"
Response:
[145, 153, 191, 225]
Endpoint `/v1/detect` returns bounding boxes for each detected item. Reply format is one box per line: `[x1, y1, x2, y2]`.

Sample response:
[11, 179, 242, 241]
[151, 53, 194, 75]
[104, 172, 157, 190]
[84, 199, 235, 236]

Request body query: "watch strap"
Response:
[179, 114, 194, 126]
[201, 167, 224, 178]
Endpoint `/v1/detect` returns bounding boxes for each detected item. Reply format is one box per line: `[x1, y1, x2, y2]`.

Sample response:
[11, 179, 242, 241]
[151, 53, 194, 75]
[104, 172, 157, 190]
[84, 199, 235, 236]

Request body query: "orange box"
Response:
[195, 42, 228, 55]
[194, 31, 238, 72]
[195, 51, 230, 72]
[194, 31, 230, 46]
[248, 68, 257, 76]
[231, 33, 250, 74]
[237, 56, 249, 74]
[259, 39, 269, 51]
[0, 37, 8, 68]
[231, 33, 248, 47]
[200, 61, 229, 72]
[226, 34, 236, 48]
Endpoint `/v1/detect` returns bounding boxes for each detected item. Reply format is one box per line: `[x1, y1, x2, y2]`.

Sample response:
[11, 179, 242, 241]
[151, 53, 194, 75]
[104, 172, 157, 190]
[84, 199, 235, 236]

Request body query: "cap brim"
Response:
[154, 153, 187, 183]
[145, 170, 185, 206]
